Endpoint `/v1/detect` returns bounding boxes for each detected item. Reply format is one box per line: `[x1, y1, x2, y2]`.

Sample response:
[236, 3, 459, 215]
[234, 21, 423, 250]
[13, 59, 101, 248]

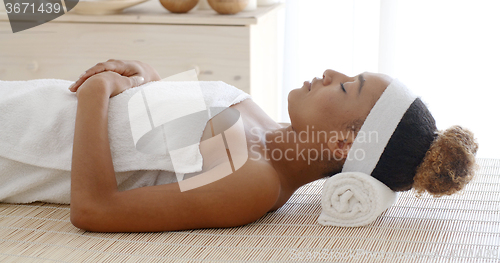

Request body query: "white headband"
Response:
[342, 79, 418, 174]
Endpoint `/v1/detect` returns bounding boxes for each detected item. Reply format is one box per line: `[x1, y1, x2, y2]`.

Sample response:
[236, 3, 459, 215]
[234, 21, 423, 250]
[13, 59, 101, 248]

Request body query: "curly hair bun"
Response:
[413, 125, 479, 197]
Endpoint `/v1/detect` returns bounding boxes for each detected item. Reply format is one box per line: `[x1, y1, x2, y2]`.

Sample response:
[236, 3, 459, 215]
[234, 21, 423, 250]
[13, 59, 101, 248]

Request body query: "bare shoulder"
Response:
[72, 158, 280, 232]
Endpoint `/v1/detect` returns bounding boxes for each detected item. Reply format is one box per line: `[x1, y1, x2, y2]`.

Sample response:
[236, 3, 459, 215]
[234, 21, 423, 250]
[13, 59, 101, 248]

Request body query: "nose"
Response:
[322, 69, 351, 86]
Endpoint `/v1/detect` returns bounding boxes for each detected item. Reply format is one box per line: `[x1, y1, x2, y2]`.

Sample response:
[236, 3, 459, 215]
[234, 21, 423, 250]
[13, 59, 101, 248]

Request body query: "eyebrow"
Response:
[358, 74, 365, 95]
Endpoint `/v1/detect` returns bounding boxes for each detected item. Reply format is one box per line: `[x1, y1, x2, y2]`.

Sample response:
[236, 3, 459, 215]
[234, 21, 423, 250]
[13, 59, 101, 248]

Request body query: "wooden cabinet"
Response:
[0, 0, 284, 120]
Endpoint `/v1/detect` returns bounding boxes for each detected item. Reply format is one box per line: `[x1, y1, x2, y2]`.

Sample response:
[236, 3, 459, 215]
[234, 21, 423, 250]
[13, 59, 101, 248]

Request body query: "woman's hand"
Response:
[75, 71, 145, 99]
[69, 59, 161, 93]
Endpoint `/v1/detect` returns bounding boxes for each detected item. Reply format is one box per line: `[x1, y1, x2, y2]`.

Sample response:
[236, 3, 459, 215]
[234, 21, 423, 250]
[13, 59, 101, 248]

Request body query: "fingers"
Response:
[130, 76, 145, 87]
[69, 60, 128, 92]
[68, 62, 109, 92]
[68, 59, 156, 94]
[108, 75, 145, 98]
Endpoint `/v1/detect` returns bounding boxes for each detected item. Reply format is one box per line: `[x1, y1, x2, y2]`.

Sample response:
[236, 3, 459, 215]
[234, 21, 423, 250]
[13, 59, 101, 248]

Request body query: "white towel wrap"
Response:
[0, 78, 250, 204]
[318, 79, 417, 227]
[0, 79, 250, 174]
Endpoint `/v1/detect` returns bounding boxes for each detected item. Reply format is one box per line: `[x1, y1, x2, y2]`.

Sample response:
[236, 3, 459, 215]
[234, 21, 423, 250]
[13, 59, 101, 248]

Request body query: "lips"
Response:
[304, 81, 311, 91]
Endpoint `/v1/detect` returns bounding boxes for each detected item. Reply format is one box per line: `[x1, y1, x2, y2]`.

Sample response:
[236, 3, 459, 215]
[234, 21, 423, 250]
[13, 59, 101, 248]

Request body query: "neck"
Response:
[264, 125, 344, 193]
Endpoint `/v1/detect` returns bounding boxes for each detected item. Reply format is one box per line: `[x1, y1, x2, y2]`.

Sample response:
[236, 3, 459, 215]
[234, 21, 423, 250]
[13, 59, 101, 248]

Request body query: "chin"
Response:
[287, 88, 304, 123]
[287, 88, 300, 103]
[287, 90, 296, 109]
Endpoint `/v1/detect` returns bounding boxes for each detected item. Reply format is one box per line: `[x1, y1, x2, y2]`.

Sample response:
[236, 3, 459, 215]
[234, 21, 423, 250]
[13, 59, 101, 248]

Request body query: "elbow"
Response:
[70, 197, 122, 232]
[70, 203, 106, 232]
[70, 204, 94, 231]
[70, 207, 89, 231]
[70, 192, 121, 232]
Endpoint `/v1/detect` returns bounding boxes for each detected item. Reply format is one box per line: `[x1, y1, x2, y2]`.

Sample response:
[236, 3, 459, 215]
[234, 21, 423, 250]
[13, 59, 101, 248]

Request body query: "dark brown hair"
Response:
[336, 98, 479, 197]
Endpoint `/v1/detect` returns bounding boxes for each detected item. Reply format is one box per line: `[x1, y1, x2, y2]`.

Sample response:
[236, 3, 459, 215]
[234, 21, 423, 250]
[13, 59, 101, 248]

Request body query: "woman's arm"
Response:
[69, 73, 130, 227]
[70, 72, 279, 232]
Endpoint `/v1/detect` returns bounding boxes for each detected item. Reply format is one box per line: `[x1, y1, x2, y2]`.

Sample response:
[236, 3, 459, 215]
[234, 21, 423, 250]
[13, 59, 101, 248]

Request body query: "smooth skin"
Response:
[68, 59, 390, 232]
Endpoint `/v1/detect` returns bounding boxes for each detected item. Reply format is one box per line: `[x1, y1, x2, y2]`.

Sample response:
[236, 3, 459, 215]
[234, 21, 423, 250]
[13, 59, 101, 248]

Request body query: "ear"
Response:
[327, 137, 353, 160]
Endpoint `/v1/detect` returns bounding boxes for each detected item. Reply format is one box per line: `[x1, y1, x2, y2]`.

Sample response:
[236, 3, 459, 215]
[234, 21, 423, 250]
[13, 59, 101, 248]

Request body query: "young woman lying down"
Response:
[0, 59, 478, 232]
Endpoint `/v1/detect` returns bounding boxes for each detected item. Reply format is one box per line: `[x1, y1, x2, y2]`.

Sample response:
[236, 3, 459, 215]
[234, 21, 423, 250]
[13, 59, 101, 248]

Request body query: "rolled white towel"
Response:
[317, 172, 398, 227]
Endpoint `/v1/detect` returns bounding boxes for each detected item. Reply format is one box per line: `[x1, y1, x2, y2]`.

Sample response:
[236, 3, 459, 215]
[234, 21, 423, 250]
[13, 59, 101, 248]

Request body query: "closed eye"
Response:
[340, 83, 346, 93]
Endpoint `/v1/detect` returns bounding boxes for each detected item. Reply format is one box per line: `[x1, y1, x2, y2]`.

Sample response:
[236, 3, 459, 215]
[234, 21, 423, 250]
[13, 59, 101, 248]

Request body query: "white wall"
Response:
[280, 0, 500, 158]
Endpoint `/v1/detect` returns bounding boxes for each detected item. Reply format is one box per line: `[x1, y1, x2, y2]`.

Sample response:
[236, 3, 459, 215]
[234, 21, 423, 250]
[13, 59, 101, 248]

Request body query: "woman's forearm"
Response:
[70, 83, 118, 213]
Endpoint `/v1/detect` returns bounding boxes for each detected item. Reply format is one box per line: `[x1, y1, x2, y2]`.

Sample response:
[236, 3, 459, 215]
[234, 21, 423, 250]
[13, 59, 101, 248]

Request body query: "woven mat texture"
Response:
[1, 158, 499, 262]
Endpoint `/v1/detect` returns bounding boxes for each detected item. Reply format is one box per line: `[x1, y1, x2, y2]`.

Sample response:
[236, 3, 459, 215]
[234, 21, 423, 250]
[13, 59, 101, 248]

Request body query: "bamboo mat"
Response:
[1, 158, 499, 263]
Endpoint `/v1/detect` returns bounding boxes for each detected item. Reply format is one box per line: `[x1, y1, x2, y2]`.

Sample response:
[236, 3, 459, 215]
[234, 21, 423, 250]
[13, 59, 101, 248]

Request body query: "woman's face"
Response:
[288, 69, 392, 138]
